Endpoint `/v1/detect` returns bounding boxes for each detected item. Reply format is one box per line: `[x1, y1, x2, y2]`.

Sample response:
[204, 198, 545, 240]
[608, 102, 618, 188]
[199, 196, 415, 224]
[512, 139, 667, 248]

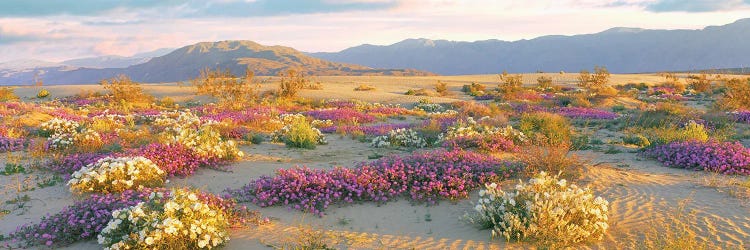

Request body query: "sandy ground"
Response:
[2, 74, 750, 249]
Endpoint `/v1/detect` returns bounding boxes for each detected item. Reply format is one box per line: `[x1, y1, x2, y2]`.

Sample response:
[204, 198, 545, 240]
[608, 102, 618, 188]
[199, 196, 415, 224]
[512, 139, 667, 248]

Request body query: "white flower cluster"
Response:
[174, 125, 244, 159]
[68, 156, 166, 193]
[444, 117, 526, 143]
[370, 128, 427, 148]
[311, 119, 333, 128]
[40, 117, 80, 135]
[414, 103, 445, 113]
[98, 189, 229, 250]
[155, 110, 243, 160]
[40, 118, 104, 150]
[469, 172, 609, 246]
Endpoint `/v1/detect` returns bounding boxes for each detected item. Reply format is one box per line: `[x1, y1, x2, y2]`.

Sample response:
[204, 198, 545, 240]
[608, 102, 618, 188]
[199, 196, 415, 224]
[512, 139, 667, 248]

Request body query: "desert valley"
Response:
[1, 2, 750, 250]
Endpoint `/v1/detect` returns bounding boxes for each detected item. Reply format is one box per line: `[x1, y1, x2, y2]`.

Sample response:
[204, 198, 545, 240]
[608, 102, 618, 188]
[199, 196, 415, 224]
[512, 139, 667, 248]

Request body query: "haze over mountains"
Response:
[312, 18, 750, 75]
[2, 18, 750, 85]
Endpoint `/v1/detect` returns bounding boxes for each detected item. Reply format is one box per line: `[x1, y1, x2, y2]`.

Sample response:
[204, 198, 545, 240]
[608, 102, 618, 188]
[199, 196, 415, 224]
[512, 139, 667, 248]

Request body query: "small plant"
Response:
[467, 172, 609, 248]
[36, 88, 50, 98]
[1, 163, 27, 175]
[519, 112, 571, 145]
[603, 145, 622, 154]
[435, 80, 448, 96]
[370, 128, 427, 148]
[622, 134, 650, 147]
[283, 118, 324, 149]
[354, 84, 376, 91]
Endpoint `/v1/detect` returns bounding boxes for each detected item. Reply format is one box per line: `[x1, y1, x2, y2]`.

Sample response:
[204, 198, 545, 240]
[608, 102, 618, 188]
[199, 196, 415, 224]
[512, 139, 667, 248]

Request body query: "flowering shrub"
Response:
[98, 188, 230, 249]
[442, 134, 518, 153]
[305, 108, 375, 123]
[370, 128, 427, 148]
[643, 140, 750, 175]
[68, 156, 166, 193]
[468, 172, 609, 247]
[173, 125, 244, 160]
[8, 190, 151, 248]
[40, 117, 80, 136]
[228, 150, 522, 216]
[139, 143, 216, 177]
[445, 117, 527, 144]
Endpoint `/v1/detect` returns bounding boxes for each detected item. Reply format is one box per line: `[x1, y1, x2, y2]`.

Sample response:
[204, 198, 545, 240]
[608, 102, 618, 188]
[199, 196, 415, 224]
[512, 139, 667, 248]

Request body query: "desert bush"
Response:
[519, 112, 571, 145]
[716, 77, 750, 110]
[405, 88, 436, 96]
[67, 156, 166, 193]
[498, 71, 523, 94]
[37, 88, 50, 98]
[467, 172, 609, 248]
[370, 128, 427, 148]
[0, 87, 18, 101]
[99, 74, 153, 104]
[354, 84, 376, 91]
[278, 69, 309, 98]
[435, 80, 449, 96]
[687, 72, 713, 93]
[193, 67, 259, 108]
[622, 134, 651, 147]
[578, 66, 610, 92]
[414, 102, 445, 113]
[274, 118, 326, 149]
[536, 76, 553, 89]
[462, 82, 487, 96]
[516, 141, 582, 178]
[643, 140, 750, 175]
[97, 188, 230, 249]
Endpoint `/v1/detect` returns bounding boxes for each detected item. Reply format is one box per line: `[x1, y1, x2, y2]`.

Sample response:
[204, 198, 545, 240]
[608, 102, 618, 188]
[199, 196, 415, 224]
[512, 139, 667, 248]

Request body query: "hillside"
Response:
[311, 18, 750, 75]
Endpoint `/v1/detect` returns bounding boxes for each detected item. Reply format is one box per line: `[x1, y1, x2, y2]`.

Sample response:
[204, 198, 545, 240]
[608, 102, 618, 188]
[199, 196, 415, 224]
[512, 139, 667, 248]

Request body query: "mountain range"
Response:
[0, 41, 431, 85]
[311, 18, 750, 75]
[2, 18, 750, 85]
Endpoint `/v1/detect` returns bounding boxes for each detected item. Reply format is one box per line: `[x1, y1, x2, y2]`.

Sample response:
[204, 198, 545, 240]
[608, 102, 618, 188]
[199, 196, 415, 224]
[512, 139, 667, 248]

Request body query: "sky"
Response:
[0, 0, 749, 62]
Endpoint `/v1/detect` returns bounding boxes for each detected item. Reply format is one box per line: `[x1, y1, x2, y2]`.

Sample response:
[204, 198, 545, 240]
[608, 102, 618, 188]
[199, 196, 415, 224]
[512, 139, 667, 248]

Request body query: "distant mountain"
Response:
[62, 48, 174, 68]
[0, 41, 431, 85]
[311, 18, 750, 75]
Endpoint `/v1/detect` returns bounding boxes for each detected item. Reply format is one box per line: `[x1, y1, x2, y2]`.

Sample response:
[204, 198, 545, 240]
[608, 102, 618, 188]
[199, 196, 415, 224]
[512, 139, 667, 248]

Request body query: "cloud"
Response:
[645, 0, 750, 12]
[0, 0, 398, 17]
[0, 28, 40, 44]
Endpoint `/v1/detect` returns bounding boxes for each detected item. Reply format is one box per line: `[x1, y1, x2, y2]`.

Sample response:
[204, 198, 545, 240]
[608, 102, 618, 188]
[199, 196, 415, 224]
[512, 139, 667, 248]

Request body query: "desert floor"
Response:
[2, 73, 749, 249]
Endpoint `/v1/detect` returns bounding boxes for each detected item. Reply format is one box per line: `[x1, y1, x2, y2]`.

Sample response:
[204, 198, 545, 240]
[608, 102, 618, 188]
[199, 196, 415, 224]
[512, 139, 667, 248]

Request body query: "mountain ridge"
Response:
[311, 18, 750, 75]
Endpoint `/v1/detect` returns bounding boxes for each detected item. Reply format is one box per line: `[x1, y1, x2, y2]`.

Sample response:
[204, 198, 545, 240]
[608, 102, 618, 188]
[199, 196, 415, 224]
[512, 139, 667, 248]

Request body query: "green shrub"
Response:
[36, 89, 50, 98]
[520, 112, 571, 145]
[622, 135, 650, 147]
[642, 121, 709, 146]
[571, 134, 591, 150]
[462, 82, 486, 96]
[284, 119, 320, 149]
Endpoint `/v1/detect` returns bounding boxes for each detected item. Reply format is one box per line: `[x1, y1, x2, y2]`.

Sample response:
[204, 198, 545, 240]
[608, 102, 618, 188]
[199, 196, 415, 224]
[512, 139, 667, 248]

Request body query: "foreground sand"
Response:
[2, 74, 749, 249]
